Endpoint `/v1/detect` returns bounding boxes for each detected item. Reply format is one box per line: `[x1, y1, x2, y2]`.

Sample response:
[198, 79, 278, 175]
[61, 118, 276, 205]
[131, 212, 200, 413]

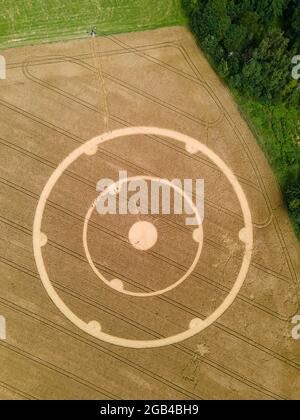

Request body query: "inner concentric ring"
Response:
[83, 176, 203, 297]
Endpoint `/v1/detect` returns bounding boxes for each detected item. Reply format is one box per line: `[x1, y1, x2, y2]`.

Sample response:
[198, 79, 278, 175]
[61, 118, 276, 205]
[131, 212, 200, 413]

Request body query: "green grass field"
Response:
[0, 0, 186, 48]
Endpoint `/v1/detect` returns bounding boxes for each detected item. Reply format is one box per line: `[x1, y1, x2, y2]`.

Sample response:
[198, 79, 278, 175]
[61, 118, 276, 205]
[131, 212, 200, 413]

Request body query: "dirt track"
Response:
[0, 26, 299, 400]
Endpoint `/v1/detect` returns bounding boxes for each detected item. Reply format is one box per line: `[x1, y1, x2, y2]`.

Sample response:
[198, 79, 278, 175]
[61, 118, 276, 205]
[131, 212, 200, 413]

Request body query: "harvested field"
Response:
[0, 26, 299, 400]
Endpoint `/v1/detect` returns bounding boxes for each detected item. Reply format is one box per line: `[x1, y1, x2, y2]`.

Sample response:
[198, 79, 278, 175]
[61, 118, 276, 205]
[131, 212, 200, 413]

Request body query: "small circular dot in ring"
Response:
[33, 127, 253, 349]
[83, 175, 203, 298]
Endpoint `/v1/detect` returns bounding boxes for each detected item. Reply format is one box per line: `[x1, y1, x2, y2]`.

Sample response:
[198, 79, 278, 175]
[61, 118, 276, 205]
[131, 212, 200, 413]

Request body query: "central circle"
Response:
[128, 221, 158, 251]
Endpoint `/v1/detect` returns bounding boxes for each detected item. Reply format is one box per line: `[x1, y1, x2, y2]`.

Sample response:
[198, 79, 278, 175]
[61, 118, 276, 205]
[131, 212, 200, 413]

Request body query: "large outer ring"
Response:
[83, 175, 203, 297]
[33, 127, 253, 349]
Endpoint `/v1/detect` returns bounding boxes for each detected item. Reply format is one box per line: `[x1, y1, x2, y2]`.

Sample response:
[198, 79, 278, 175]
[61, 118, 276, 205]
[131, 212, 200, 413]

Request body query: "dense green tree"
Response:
[291, 3, 300, 49]
[202, 35, 225, 62]
[182, 0, 202, 15]
[223, 23, 249, 54]
[218, 58, 230, 78]
[285, 181, 300, 213]
[199, 0, 231, 40]
[239, 11, 263, 45]
[251, 31, 291, 101]
[241, 59, 264, 97]
[253, 0, 286, 21]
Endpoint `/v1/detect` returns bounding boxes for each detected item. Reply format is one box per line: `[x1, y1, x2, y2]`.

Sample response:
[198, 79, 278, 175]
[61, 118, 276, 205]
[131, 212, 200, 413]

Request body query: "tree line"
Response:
[182, 0, 300, 237]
